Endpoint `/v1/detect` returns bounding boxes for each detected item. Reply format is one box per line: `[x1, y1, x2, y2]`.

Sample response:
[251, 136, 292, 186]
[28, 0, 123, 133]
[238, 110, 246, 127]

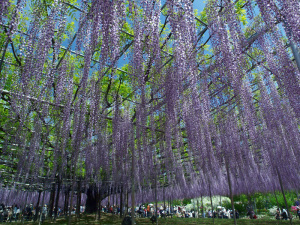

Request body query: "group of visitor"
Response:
[103, 204, 172, 218]
[204, 207, 239, 219]
[102, 205, 120, 214]
[103, 204, 175, 218]
[122, 204, 243, 219]
[172, 206, 196, 218]
[3, 200, 299, 222]
[125, 204, 242, 219]
[246, 209, 257, 219]
[0, 204, 21, 222]
[0, 203, 48, 222]
[275, 208, 290, 220]
[0, 202, 85, 222]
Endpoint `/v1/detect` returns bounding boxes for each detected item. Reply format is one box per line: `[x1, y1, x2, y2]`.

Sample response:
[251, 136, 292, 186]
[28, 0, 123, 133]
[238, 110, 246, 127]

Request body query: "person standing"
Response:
[235, 210, 239, 219]
[42, 205, 47, 222]
[297, 207, 300, 220]
[147, 204, 150, 217]
[7, 207, 12, 222]
[0, 204, 4, 223]
[247, 209, 254, 219]
[276, 208, 281, 220]
[282, 208, 288, 220]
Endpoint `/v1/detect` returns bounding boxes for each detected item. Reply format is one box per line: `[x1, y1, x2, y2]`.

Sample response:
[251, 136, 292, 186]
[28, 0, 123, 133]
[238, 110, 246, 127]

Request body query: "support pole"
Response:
[209, 184, 214, 224]
[163, 185, 165, 211]
[64, 189, 70, 217]
[95, 189, 99, 220]
[68, 158, 79, 225]
[273, 191, 280, 210]
[169, 198, 170, 216]
[76, 180, 81, 218]
[163, 175, 166, 212]
[131, 184, 135, 225]
[201, 195, 204, 218]
[155, 175, 158, 225]
[68, 176, 76, 225]
[142, 186, 144, 207]
[226, 162, 237, 225]
[35, 190, 42, 221]
[197, 199, 199, 218]
[48, 183, 56, 220]
[254, 196, 257, 215]
[54, 178, 61, 220]
[126, 190, 129, 216]
[98, 190, 101, 220]
[113, 188, 115, 209]
[22, 191, 29, 225]
[108, 189, 111, 210]
[39, 188, 46, 225]
[276, 167, 293, 225]
[131, 140, 135, 225]
[120, 186, 123, 218]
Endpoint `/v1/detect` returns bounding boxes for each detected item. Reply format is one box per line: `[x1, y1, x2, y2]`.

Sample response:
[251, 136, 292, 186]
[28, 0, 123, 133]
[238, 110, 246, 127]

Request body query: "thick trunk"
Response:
[85, 185, 99, 214]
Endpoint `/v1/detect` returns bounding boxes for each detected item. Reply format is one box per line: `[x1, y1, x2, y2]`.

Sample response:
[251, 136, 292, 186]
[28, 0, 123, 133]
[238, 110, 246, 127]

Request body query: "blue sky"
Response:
[193, 0, 206, 13]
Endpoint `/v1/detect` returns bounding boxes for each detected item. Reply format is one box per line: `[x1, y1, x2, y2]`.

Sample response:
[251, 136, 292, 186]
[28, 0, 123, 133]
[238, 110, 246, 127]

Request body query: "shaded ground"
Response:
[8, 213, 300, 225]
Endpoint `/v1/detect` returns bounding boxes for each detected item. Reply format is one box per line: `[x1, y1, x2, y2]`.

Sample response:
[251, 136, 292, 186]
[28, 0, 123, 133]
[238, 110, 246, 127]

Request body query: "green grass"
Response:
[10, 214, 300, 225]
